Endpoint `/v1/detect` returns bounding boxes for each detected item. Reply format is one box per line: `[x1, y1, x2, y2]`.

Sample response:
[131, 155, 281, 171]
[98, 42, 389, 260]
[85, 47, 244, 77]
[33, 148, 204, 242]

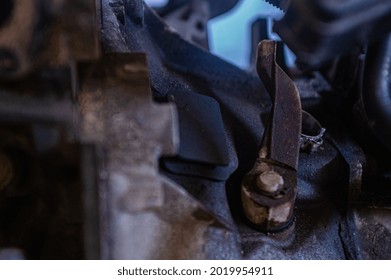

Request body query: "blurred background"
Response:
[144, 0, 284, 69]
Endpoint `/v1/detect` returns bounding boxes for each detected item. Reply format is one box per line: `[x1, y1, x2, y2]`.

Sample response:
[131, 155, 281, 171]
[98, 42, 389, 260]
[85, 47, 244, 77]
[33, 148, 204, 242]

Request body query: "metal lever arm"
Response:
[241, 40, 301, 232]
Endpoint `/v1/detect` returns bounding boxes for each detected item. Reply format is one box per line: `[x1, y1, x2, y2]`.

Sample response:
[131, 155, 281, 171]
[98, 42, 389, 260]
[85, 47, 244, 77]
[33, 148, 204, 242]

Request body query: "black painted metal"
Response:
[274, 0, 391, 69]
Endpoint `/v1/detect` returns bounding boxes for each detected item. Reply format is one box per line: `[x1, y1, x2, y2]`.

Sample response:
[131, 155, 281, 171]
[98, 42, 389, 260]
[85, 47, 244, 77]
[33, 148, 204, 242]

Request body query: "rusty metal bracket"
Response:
[241, 40, 302, 233]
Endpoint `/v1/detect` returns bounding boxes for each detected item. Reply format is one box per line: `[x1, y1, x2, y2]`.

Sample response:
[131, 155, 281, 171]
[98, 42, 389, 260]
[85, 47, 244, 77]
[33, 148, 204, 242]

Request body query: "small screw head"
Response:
[256, 171, 284, 193]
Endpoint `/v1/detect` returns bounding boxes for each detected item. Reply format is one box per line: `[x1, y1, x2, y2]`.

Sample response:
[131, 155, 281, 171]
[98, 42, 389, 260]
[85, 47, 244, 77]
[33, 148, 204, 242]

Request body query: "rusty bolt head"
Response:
[241, 170, 296, 232]
[256, 171, 284, 193]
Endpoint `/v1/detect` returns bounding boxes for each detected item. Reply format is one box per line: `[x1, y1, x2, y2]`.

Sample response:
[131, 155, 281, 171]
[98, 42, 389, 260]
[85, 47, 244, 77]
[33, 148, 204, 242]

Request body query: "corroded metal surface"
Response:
[78, 53, 240, 259]
[1, 0, 391, 260]
[352, 207, 391, 259]
[256, 41, 302, 169]
[241, 40, 301, 232]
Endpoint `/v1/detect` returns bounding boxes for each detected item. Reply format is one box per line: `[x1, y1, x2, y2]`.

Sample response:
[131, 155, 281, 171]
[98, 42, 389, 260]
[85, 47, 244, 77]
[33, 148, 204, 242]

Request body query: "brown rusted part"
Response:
[241, 40, 301, 233]
[257, 40, 301, 170]
[242, 164, 297, 232]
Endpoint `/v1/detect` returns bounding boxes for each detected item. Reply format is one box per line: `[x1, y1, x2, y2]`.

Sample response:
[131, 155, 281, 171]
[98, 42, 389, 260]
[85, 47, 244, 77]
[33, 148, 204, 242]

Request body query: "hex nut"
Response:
[241, 172, 295, 232]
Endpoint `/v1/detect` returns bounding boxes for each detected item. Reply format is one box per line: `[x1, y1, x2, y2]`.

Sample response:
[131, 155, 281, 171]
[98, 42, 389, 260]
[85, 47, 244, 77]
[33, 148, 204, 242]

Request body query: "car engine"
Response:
[0, 0, 391, 260]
